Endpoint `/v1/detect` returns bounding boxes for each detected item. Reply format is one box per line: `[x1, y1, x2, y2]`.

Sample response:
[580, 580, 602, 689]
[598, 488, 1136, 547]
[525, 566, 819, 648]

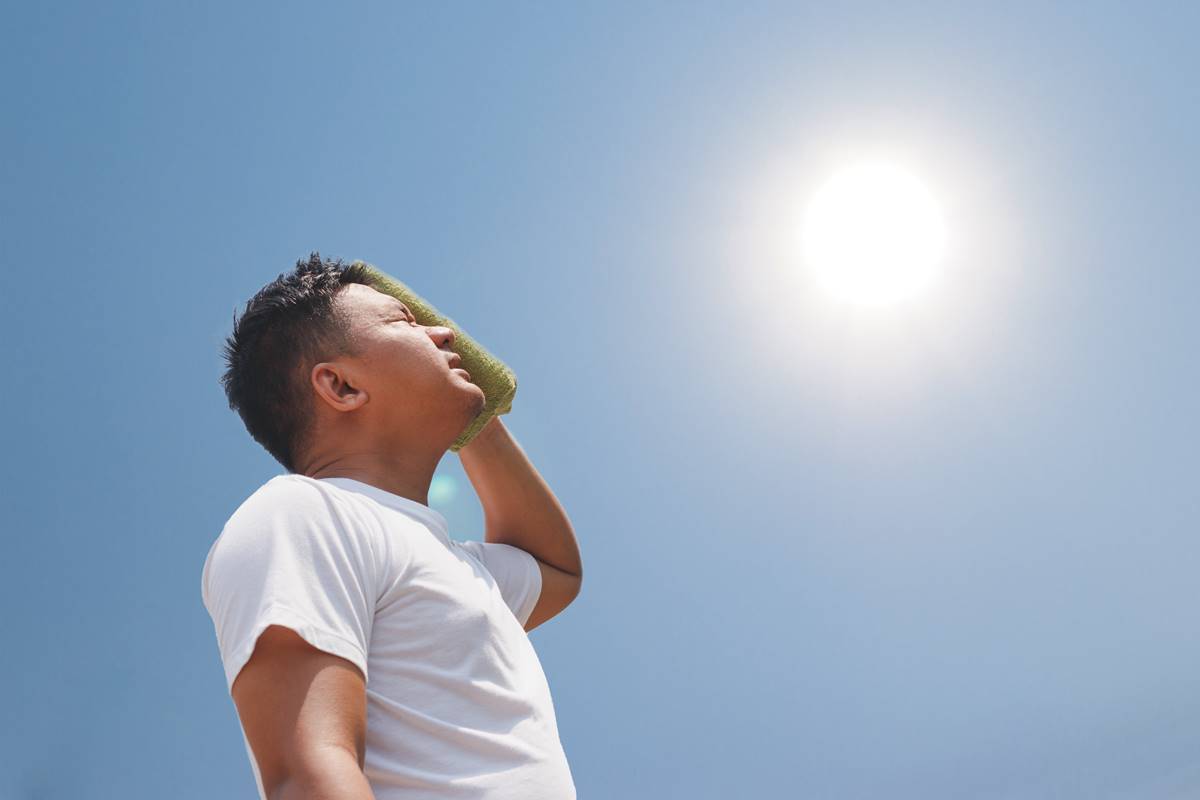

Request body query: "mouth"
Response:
[445, 353, 471, 381]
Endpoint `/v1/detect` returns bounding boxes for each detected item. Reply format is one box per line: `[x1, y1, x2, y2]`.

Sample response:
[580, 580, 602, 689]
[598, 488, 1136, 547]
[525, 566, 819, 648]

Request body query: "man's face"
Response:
[324, 282, 486, 441]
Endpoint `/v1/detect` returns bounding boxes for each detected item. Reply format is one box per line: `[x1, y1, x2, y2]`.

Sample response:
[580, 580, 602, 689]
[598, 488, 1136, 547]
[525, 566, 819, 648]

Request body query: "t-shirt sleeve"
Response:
[455, 539, 543, 627]
[201, 477, 382, 691]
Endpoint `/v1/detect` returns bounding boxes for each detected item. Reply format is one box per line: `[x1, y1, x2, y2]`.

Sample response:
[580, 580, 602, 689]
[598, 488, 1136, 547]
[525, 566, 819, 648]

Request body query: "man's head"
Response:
[220, 253, 485, 473]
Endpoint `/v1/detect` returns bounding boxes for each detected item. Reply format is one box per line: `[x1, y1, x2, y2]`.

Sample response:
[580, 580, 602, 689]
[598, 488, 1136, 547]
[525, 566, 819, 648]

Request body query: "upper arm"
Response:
[231, 625, 369, 798]
[524, 558, 583, 633]
[203, 478, 380, 693]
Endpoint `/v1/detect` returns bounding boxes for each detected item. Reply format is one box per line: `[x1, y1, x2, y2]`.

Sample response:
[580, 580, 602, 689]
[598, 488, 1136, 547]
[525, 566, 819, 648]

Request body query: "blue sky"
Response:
[3, 3, 1198, 798]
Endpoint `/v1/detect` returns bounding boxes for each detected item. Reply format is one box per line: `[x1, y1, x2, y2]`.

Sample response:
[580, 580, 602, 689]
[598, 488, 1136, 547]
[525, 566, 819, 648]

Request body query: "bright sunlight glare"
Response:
[802, 162, 948, 307]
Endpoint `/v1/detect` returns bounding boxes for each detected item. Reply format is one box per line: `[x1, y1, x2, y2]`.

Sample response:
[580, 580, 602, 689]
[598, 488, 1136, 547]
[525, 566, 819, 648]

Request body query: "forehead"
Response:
[338, 283, 409, 319]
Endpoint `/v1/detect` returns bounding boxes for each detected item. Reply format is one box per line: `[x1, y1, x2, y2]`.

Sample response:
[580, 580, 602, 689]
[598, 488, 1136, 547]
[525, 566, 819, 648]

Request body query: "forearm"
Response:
[457, 416, 582, 577]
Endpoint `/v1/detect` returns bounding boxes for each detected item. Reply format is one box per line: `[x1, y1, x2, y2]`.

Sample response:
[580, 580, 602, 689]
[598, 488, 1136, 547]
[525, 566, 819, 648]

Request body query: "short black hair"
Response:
[220, 252, 375, 473]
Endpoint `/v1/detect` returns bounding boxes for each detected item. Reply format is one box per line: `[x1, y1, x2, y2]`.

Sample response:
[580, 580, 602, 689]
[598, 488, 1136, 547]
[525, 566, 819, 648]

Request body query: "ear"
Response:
[310, 361, 368, 413]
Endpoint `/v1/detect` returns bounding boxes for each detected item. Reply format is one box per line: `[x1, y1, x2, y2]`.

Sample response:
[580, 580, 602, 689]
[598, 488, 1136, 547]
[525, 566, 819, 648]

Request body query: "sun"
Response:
[802, 162, 947, 307]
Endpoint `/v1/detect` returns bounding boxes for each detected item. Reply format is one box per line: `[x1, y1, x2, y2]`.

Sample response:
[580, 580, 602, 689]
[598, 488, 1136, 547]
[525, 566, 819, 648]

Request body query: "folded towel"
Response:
[352, 261, 517, 451]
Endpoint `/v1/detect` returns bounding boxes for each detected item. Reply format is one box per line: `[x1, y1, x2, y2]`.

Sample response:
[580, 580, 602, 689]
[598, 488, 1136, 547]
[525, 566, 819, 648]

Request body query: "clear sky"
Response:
[3, 3, 1198, 798]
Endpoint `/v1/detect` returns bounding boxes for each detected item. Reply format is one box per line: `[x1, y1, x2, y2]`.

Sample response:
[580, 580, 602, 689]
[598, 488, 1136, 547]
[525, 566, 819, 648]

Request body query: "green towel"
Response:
[352, 261, 517, 452]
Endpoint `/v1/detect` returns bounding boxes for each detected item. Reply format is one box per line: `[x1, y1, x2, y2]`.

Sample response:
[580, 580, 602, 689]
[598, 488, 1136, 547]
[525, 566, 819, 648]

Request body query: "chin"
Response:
[453, 381, 485, 414]
[469, 387, 487, 415]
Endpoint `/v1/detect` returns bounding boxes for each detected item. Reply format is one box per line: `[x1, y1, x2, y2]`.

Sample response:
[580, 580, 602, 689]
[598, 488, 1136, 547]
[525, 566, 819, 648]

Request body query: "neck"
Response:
[301, 446, 444, 507]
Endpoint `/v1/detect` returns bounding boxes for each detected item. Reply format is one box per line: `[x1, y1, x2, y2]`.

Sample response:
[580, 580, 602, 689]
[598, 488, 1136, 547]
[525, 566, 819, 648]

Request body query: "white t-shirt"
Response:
[201, 474, 576, 800]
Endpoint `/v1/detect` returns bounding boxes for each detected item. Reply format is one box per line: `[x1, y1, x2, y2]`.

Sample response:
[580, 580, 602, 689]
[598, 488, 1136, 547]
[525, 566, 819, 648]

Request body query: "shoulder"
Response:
[243, 473, 331, 512]
[250, 473, 386, 533]
[220, 474, 353, 534]
[202, 475, 388, 608]
[203, 477, 347, 583]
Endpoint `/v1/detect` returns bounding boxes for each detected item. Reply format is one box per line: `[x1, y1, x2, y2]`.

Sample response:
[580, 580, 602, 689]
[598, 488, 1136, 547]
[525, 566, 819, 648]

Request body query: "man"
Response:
[202, 253, 583, 799]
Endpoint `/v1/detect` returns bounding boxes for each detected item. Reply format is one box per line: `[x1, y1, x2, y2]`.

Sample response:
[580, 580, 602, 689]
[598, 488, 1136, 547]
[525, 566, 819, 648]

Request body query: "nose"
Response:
[429, 325, 456, 350]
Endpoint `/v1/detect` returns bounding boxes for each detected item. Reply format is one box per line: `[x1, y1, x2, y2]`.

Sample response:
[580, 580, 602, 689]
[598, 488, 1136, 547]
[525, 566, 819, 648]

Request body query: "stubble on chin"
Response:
[467, 385, 487, 417]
